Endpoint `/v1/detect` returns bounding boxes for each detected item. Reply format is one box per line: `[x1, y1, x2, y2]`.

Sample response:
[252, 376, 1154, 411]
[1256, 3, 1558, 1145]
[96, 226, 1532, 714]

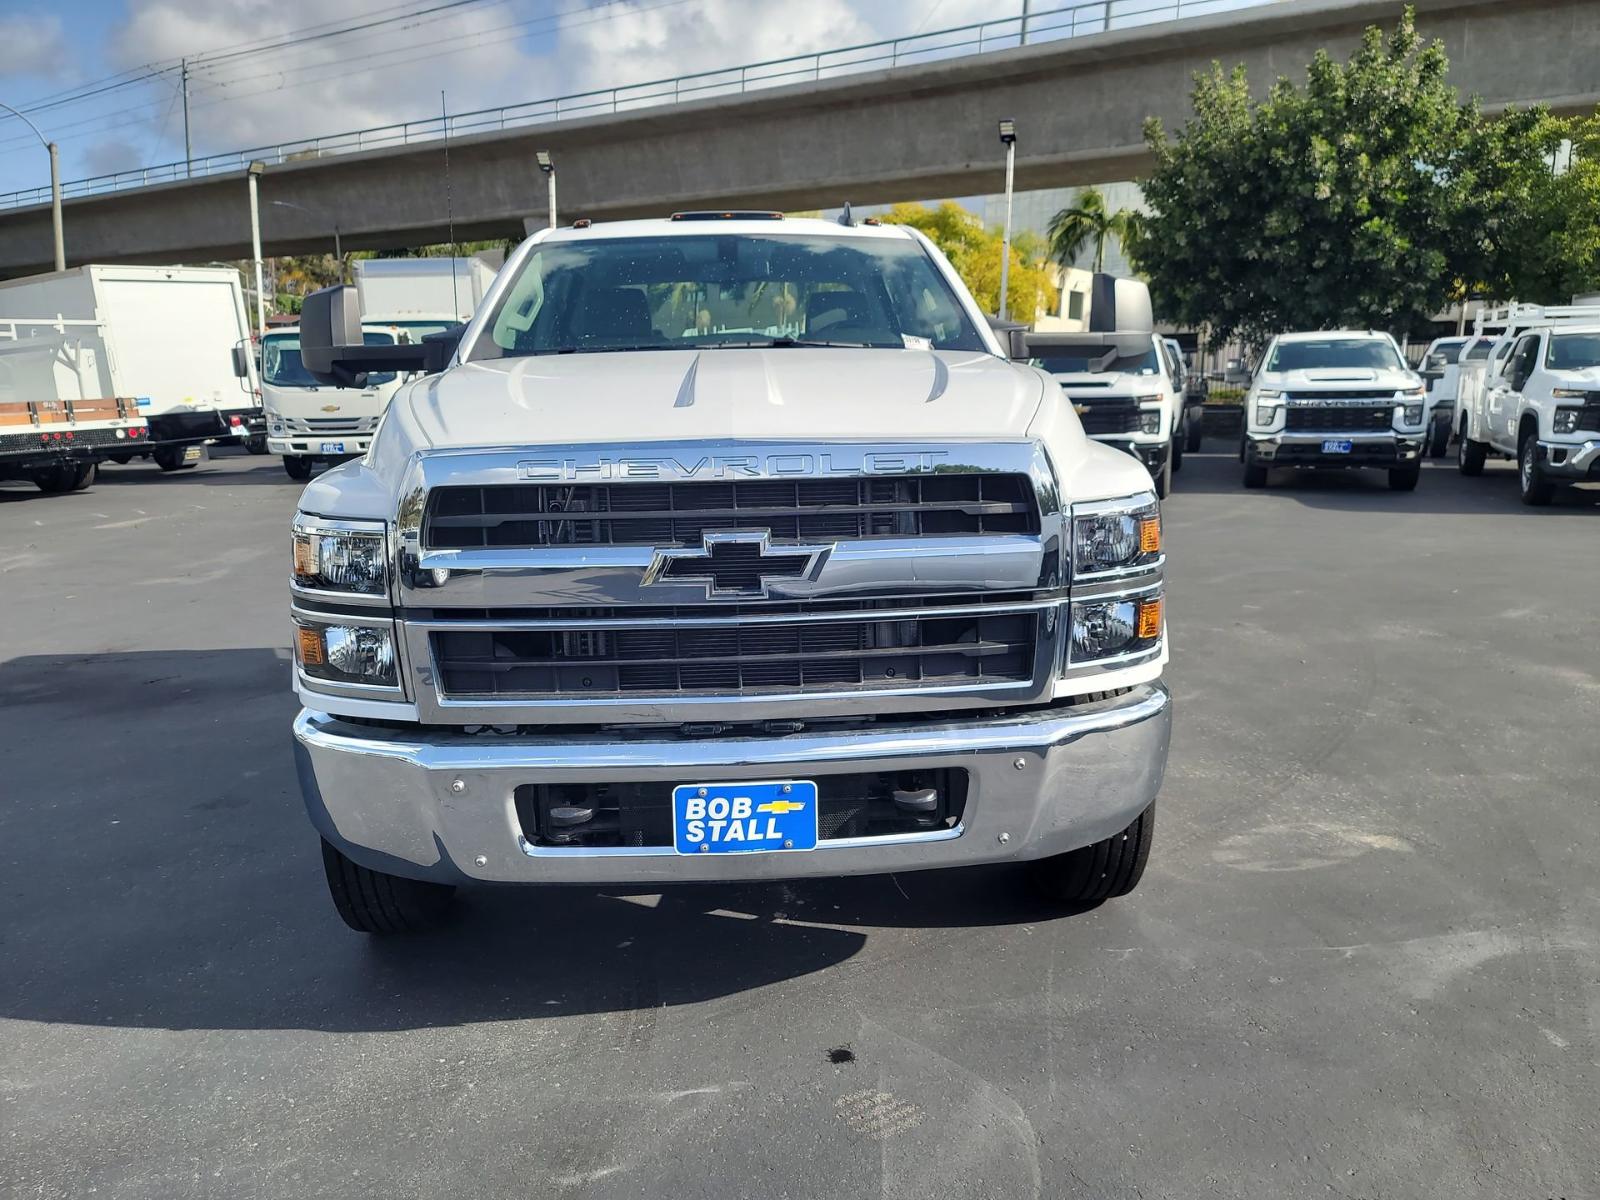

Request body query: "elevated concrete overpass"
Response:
[0, 0, 1594, 277]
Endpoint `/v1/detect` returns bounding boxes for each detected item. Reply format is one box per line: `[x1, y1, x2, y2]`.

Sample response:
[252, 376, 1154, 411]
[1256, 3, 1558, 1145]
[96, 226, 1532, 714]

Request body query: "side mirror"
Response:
[1424, 351, 1448, 371]
[230, 344, 251, 378]
[985, 316, 1031, 361]
[301, 285, 430, 387]
[421, 324, 466, 374]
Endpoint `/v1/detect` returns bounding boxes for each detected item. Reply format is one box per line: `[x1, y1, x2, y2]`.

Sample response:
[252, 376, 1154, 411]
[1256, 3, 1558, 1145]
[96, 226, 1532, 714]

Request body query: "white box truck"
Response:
[352, 257, 496, 339]
[0, 265, 261, 472]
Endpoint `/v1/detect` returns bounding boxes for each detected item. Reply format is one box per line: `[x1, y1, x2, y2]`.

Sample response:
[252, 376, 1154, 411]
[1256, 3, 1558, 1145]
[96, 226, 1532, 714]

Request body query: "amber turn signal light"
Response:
[1136, 597, 1163, 641]
[1138, 516, 1162, 555]
[296, 626, 326, 667]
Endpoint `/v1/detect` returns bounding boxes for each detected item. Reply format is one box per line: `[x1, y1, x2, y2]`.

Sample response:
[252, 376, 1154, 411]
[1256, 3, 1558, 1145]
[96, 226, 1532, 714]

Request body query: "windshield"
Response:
[262, 331, 399, 388]
[1430, 340, 1467, 364]
[1546, 332, 1600, 371]
[472, 232, 987, 359]
[1032, 347, 1160, 376]
[1464, 340, 1491, 360]
[1267, 338, 1401, 372]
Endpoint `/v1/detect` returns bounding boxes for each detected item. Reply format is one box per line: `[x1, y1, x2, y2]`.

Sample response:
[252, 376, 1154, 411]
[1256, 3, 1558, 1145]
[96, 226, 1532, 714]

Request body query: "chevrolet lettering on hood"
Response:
[516, 450, 950, 481]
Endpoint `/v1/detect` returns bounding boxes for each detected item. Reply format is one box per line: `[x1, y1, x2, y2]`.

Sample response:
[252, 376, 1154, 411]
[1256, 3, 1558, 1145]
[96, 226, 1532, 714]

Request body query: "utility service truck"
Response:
[0, 265, 260, 472]
[1025, 280, 1185, 498]
[1455, 302, 1600, 504]
[0, 315, 149, 493]
[287, 214, 1172, 935]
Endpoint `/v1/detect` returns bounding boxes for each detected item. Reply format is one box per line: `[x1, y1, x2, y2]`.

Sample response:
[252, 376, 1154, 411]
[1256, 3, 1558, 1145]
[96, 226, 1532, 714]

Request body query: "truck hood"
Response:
[1260, 368, 1417, 390]
[1047, 371, 1161, 394]
[397, 348, 1043, 447]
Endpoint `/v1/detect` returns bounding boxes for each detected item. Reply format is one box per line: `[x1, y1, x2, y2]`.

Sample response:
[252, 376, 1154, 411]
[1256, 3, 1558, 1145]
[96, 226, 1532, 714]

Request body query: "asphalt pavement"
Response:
[1, 447, 1597, 1199]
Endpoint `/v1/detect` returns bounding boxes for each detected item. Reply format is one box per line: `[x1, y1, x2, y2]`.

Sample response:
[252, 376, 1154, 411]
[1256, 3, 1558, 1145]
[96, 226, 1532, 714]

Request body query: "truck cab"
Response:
[1027, 282, 1182, 496]
[285, 215, 1172, 935]
[1456, 308, 1600, 504]
[262, 325, 407, 481]
[1242, 330, 1428, 490]
[1417, 335, 1473, 457]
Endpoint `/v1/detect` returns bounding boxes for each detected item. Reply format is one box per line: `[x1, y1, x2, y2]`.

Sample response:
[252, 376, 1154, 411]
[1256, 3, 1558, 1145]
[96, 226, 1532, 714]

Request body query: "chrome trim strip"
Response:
[408, 598, 1052, 632]
[518, 823, 965, 859]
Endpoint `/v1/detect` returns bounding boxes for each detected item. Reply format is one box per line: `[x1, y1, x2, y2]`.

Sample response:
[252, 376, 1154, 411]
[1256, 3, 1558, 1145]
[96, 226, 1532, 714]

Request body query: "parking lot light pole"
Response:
[536, 151, 556, 229]
[247, 161, 267, 340]
[997, 119, 1017, 321]
[0, 101, 65, 271]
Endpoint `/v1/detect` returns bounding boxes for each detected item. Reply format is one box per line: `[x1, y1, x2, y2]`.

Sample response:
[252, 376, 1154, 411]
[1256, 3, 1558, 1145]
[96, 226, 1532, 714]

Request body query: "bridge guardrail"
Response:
[0, 0, 1257, 212]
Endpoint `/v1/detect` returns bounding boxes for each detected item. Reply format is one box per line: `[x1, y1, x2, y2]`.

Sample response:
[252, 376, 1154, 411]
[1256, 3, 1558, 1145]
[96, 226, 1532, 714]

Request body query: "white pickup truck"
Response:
[1241, 330, 1429, 490]
[1455, 303, 1600, 504]
[286, 214, 1172, 934]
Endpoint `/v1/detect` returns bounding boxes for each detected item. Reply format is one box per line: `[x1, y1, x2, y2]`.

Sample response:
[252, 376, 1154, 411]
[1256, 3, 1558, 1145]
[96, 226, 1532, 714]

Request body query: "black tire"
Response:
[1242, 457, 1268, 488]
[1186, 417, 1204, 452]
[320, 839, 456, 935]
[1387, 463, 1421, 492]
[244, 434, 269, 455]
[1428, 418, 1450, 459]
[32, 462, 92, 493]
[1518, 430, 1555, 506]
[1153, 448, 1172, 498]
[153, 444, 200, 472]
[107, 453, 133, 465]
[1457, 423, 1487, 476]
[1170, 432, 1184, 473]
[1032, 804, 1155, 905]
[283, 455, 315, 481]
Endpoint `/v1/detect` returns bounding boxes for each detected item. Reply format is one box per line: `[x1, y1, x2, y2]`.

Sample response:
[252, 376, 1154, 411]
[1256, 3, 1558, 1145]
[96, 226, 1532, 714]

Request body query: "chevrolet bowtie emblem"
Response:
[1073, 403, 1090, 415]
[320, 404, 341, 413]
[642, 531, 833, 599]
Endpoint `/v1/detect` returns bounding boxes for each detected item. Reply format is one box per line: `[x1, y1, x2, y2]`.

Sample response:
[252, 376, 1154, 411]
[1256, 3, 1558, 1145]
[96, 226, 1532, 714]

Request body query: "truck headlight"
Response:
[292, 516, 388, 598]
[1068, 592, 1163, 664]
[1401, 404, 1424, 426]
[1138, 407, 1162, 435]
[269, 421, 286, 436]
[295, 618, 398, 687]
[1072, 498, 1161, 578]
[1553, 407, 1581, 435]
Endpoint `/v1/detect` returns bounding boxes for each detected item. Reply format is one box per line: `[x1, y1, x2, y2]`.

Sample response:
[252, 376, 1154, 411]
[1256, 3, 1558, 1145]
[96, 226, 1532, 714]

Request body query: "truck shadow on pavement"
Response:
[1174, 442, 1600, 514]
[0, 647, 1066, 1035]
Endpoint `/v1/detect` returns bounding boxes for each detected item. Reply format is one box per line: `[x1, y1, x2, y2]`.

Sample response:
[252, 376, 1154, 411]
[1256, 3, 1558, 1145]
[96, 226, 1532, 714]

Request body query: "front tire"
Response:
[1428, 418, 1450, 459]
[244, 433, 269, 455]
[320, 839, 456, 934]
[1153, 448, 1172, 498]
[1186, 415, 1204, 452]
[1242, 452, 1268, 489]
[1032, 804, 1154, 905]
[1518, 431, 1555, 506]
[153, 444, 200, 472]
[1387, 463, 1421, 492]
[283, 455, 315, 481]
[1457, 423, 1487, 476]
[1170, 432, 1184, 473]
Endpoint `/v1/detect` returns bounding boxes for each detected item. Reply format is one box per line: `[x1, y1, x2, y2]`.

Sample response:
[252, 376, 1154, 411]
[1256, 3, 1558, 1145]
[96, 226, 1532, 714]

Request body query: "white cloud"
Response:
[0, 13, 68, 80]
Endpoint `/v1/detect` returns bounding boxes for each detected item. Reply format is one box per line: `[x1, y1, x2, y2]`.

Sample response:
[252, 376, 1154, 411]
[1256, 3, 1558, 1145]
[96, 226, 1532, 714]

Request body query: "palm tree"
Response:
[1047, 187, 1141, 273]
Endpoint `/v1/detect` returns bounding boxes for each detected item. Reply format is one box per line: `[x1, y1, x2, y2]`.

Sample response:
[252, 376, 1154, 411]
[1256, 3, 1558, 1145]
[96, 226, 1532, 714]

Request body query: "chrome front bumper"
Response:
[1537, 438, 1600, 478]
[268, 435, 373, 457]
[293, 684, 1171, 885]
[1247, 431, 1423, 466]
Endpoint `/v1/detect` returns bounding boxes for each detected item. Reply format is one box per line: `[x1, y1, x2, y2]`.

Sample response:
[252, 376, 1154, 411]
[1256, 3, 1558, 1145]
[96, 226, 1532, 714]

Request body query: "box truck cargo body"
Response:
[0, 265, 261, 471]
[352, 257, 496, 335]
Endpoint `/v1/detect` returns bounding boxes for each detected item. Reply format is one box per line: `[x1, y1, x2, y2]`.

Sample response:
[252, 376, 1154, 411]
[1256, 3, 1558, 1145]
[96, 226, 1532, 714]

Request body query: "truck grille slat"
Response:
[423, 474, 1038, 548]
[1284, 404, 1394, 432]
[1072, 399, 1141, 435]
[430, 612, 1037, 698]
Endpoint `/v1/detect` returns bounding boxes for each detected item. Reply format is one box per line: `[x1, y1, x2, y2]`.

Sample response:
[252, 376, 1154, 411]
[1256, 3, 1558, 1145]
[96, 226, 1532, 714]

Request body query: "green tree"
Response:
[1132, 7, 1564, 346]
[882, 200, 1052, 320]
[1047, 187, 1142, 273]
[1496, 112, 1600, 302]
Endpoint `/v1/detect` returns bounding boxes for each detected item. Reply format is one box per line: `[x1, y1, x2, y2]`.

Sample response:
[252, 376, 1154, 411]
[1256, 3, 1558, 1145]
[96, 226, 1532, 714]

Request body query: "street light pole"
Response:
[0, 100, 65, 271]
[247, 161, 266, 340]
[997, 119, 1017, 322]
[536, 150, 556, 229]
[270, 199, 344, 277]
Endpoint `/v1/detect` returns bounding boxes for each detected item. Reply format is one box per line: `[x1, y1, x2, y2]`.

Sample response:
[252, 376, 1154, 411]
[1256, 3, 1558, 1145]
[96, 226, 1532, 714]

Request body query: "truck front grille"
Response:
[1576, 399, 1600, 432]
[430, 609, 1038, 698]
[283, 415, 378, 435]
[516, 769, 968, 849]
[1072, 399, 1141, 435]
[1284, 404, 1393, 433]
[422, 474, 1037, 549]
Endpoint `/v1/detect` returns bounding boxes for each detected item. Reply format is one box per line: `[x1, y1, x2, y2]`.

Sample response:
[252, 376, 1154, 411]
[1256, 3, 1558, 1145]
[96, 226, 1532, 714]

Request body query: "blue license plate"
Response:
[1321, 439, 1353, 454]
[673, 780, 819, 855]
[320, 441, 347, 455]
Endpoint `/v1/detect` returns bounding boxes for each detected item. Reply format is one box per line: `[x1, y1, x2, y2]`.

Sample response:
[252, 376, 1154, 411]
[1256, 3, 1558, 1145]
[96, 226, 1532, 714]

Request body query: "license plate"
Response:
[1321, 439, 1353, 454]
[672, 780, 819, 855]
[182, 444, 203, 463]
[319, 441, 347, 455]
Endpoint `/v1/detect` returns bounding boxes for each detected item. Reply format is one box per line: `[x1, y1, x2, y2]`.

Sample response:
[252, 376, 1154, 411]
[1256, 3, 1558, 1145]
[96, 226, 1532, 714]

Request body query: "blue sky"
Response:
[0, 0, 1264, 194]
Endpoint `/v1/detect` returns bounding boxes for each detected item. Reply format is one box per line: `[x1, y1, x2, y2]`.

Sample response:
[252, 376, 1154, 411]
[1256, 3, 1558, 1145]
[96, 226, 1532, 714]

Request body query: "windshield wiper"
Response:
[547, 344, 681, 355]
[748, 336, 899, 350]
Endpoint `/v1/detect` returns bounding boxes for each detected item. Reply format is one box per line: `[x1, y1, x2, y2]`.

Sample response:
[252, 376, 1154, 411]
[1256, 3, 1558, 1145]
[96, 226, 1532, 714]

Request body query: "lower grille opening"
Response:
[516, 769, 968, 849]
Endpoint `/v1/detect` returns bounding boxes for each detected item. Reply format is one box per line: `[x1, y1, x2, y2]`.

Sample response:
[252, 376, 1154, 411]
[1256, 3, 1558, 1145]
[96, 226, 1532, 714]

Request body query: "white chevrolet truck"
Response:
[1241, 330, 1429, 490]
[1455, 303, 1600, 504]
[288, 215, 1172, 933]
